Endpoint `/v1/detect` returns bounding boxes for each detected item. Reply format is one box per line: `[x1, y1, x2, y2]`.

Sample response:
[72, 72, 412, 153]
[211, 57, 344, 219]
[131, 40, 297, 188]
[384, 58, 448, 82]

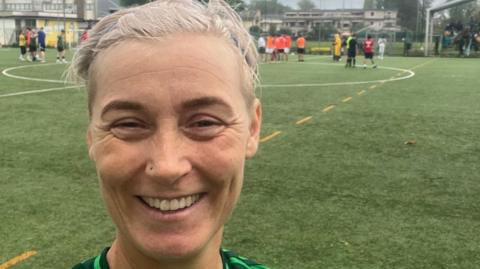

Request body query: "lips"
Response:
[140, 194, 202, 212]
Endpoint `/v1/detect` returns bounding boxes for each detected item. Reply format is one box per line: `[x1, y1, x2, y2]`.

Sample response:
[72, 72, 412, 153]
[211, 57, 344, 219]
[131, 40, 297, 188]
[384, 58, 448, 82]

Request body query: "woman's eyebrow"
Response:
[101, 100, 146, 117]
[181, 96, 234, 113]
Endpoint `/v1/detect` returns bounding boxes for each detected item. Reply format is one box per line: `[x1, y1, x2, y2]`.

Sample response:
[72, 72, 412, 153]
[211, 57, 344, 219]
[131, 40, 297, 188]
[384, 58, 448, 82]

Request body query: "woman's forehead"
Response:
[92, 34, 240, 84]
[89, 34, 245, 114]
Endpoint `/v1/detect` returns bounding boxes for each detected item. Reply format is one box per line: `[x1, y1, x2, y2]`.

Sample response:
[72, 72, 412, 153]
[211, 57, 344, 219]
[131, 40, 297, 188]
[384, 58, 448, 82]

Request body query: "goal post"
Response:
[424, 0, 477, 56]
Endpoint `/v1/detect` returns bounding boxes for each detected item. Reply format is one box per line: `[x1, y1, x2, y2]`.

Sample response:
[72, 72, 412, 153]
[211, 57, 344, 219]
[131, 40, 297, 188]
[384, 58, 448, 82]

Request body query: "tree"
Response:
[249, 0, 292, 15]
[225, 0, 246, 11]
[249, 25, 262, 37]
[364, 0, 388, 9]
[364, 0, 429, 34]
[447, 0, 478, 23]
[417, 0, 433, 38]
[364, 0, 375, 9]
[279, 28, 292, 35]
[297, 0, 315, 10]
[119, 0, 149, 7]
[380, 0, 419, 31]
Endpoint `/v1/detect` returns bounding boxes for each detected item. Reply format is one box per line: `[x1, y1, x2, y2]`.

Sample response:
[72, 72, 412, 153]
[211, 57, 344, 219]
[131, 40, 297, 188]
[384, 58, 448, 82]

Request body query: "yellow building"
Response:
[0, 0, 95, 46]
[37, 19, 79, 46]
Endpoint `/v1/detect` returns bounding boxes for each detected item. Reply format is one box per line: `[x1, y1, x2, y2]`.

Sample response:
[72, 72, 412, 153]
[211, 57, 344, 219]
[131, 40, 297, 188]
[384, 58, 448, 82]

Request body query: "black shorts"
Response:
[258, 47, 265, 54]
[29, 45, 37, 52]
[277, 49, 284, 53]
[20, 46, 26, 54]
[348, 50, 356, 58]
[297, 48, 305, 54]
[57, 47, 64, 52]
[364, 52, 374, 59]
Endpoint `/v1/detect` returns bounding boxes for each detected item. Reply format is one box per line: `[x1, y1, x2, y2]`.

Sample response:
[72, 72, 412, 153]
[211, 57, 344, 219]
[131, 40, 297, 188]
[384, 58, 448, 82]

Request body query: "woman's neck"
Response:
[107, 232, 223, 269]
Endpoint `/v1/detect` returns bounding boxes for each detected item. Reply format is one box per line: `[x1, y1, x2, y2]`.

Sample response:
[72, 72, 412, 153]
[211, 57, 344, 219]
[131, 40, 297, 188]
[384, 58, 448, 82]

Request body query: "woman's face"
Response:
[87, 34, 261, 261]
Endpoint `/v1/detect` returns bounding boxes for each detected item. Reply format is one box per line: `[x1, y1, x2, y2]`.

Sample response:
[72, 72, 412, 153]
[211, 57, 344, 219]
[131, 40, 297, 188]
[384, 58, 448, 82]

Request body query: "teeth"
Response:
[179, 197, 185, 209]
[160, 200, 168, 211]
[142, 194, 201, 212]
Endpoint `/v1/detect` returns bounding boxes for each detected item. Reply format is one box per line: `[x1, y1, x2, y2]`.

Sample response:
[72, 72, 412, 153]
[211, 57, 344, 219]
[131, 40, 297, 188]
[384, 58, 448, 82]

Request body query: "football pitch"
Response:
[1, 48, 479, 269]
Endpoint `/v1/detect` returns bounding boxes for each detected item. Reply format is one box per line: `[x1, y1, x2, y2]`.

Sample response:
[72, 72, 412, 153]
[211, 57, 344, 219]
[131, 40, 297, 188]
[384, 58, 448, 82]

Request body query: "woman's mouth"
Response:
[140, 194, 203, 212]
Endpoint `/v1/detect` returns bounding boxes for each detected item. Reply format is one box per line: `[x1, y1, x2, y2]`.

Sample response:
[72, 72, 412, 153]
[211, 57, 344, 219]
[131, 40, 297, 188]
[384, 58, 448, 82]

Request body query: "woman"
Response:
[333, 32, 341, 62]
[18, 30, 27, 61]
[68, 0, 267, 268]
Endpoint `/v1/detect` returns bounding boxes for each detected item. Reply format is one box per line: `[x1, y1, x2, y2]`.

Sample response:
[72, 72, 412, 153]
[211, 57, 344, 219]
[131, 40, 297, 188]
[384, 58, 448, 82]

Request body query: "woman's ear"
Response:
[246, 99, 262, 159]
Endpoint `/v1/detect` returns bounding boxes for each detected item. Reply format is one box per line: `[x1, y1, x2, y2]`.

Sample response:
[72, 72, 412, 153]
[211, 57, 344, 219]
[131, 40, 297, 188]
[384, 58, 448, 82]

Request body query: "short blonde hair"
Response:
[68, 0, 258, 113]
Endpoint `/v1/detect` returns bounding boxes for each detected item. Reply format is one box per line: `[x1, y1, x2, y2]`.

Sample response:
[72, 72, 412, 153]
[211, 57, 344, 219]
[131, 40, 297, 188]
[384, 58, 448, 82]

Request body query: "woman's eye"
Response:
[110, 119, 150, 139]
[114, 121, 143, 129]
[192, 120, 220, 128]
[186, 117, 225, 139]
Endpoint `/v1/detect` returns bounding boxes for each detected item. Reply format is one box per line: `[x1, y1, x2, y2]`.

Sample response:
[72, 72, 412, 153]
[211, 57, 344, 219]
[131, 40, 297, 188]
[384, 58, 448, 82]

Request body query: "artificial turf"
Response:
[1, 48, 479, 268]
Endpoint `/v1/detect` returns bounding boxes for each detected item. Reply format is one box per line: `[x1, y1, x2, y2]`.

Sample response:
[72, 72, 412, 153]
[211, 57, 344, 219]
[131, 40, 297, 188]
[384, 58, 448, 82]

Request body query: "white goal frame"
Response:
[424, 0, 477, 56]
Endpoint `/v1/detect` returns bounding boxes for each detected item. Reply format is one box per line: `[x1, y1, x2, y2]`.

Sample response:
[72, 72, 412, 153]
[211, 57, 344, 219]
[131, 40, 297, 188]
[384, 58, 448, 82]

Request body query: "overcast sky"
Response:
[278, 0, 446, 9]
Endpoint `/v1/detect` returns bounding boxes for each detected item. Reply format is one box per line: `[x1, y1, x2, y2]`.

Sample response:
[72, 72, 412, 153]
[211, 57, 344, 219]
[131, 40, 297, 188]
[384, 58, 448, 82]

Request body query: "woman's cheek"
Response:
[94, 140, 145, 183]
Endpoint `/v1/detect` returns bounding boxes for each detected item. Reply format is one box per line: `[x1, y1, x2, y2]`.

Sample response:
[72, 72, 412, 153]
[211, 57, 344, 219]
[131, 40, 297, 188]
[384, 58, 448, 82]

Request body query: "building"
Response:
[257, 14, 283, 33]
[0, 0, 101, 46]
[282, 9, 399, 34]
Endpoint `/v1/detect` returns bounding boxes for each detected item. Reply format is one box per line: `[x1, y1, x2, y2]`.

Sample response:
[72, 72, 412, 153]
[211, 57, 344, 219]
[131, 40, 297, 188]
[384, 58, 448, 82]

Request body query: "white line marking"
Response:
[261, 63, 415, 88]
[2, 63, 69, 84]
[0, 85, 79, 98]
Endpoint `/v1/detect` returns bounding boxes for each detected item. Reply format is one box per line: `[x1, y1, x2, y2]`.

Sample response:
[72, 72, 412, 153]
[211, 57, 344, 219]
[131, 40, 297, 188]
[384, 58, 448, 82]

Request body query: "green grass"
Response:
[1, 48, 480, 268]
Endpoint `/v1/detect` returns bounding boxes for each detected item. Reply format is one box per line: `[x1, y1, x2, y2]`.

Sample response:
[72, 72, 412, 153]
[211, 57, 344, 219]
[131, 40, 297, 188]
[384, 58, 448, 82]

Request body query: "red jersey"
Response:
[363, 39, 374, 53]
[80, 31, 89, 42]
[274, 36, 285, 49]
[26, 31, 31, 46]
[285, 35, 292, 48]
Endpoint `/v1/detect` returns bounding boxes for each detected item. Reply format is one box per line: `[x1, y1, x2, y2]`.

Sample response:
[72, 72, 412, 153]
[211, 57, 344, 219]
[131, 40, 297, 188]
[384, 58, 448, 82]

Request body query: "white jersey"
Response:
[258, 37, 266, 48]
[378, 38, 386, 47]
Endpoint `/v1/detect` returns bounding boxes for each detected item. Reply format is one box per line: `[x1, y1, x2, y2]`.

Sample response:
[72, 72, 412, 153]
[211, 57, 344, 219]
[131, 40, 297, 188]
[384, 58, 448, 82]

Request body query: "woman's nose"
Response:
[145, 131, 192, 185]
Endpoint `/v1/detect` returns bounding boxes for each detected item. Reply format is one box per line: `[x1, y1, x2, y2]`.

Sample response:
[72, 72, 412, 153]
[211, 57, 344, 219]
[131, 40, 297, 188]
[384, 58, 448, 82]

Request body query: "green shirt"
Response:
[57, 35, 65, 48]
[346, 36, 352, 50]
[72, 248, 270, 269]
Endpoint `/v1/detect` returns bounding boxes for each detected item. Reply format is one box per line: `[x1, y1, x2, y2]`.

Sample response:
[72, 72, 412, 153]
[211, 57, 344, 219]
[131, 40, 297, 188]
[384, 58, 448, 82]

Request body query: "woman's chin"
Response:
[138, 236, 206, 260]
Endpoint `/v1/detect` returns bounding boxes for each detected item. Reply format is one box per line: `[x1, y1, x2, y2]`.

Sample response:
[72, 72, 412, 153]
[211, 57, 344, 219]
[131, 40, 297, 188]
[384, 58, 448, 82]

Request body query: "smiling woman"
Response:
[67, 0, 267, 269]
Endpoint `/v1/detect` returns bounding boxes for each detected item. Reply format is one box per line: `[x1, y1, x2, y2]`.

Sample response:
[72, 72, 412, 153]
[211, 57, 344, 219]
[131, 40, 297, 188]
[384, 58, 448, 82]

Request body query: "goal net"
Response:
[424, 0, 480, 56]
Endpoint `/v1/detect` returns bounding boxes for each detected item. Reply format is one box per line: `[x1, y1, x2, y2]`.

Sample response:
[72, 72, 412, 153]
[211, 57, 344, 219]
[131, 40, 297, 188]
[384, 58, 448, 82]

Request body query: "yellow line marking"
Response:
[0, 251, 37, 269]
[296, 116, 313, 125]
[260, 131, 282, 143]
[357, 90, 366, 96]
[342, 97, 352, 103]
[322, 105, 335, 112]
[369, 85, 377, 89]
